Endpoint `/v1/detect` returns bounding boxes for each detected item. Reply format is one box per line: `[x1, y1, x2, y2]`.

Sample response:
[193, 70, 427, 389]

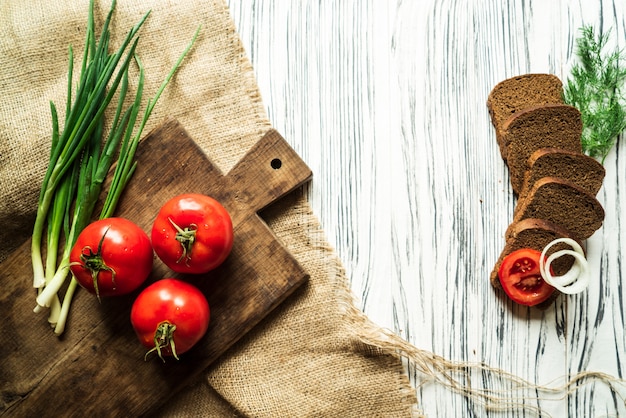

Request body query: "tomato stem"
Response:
[78, 227, 116, 302]
[168, 217, 198, 266]
[145, 322, 179, 362]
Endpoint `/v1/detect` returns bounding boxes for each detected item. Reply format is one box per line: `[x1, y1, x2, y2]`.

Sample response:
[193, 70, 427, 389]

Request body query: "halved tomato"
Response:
[498, 248, 555, 306]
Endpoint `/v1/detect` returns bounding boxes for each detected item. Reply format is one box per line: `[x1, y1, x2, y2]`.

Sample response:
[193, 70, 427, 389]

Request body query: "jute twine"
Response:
[1, 1, 624, 416]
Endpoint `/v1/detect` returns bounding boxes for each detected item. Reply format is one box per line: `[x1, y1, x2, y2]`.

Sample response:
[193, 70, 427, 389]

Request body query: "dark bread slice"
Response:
[487, 74, 564, 160]
[511, 177, 604, 241]
[515, 148, 605, 213]
[503, 104, 583, 194]
[490, 218, 583, 289]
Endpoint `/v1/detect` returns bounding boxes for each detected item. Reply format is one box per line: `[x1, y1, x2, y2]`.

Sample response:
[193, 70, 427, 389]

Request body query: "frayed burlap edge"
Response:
[296, 195, 424, 417]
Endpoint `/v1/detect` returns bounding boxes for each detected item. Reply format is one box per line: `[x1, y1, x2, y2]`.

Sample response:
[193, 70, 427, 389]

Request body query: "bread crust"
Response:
[502, 104, 583, 194]
[487, 74, 564, 160]
[515, 148, 606, 213]
[511, 176, 605, 241]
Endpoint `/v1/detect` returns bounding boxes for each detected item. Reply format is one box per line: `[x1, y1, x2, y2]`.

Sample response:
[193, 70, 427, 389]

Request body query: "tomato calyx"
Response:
[168, 217, 198, 266]
[145, 321, 179, 362]
[77, 227, 116, 302]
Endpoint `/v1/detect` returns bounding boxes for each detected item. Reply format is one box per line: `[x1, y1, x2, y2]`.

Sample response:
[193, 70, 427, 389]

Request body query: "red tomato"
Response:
[130, 278, 210, 361]
[151, 193, 233, 274]
[70, 217, 153, 300]
[498, 248, 555, 306]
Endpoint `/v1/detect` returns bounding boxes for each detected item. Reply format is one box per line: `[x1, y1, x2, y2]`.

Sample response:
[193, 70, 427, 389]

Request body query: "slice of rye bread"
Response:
[490, 218, 583, 288]
[515, 148, 605, 214]
[510, 176, 604, 241]
[502, 104, 583, 195]
[487, 74, 564, 160]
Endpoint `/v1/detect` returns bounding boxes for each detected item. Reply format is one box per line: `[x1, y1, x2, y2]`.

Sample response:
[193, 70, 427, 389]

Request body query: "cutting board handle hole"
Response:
[270, 158, 282, 169]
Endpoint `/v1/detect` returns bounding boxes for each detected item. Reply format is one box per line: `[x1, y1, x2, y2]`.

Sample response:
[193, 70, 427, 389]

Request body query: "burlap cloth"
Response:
[1, 1, 421, 416]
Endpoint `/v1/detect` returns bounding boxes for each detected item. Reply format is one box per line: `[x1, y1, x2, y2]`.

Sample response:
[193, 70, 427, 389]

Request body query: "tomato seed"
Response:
[511, 257, 535, 274]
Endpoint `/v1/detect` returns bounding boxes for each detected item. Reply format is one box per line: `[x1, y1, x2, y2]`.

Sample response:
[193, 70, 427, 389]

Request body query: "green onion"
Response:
[31, 0, 200, 336]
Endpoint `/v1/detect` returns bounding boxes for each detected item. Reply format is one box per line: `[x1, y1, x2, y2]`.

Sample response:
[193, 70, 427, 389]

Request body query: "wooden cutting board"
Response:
[0, 119, 312, 416]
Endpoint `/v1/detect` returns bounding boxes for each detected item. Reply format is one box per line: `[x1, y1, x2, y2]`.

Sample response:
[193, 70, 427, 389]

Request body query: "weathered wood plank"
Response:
[229, 0, 626, 416]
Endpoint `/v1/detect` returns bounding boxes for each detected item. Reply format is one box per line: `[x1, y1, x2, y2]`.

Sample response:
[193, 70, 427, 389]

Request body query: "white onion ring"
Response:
[543, 252, 581, 286]
[544, 250, 590, 294]
[540, 238, 590, 294]
[540, 238, 585, 279]
[541, 237, 586, 259]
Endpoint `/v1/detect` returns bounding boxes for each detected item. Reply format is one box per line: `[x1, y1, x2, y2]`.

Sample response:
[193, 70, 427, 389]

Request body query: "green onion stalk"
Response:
[30, 0, 200, 336]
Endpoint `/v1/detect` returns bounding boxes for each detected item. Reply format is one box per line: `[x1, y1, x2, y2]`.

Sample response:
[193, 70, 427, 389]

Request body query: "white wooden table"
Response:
[228, 1, 626, 416]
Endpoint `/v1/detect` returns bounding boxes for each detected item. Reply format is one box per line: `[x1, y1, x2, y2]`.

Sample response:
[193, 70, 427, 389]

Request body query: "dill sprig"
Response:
[563, 25, 626, 163]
